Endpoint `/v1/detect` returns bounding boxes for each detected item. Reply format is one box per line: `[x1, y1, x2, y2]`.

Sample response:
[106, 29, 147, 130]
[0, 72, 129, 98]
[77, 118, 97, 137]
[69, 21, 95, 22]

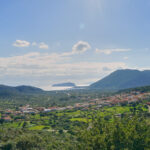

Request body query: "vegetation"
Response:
[1, 84, 150, 149]
[0, 98, 150, 149]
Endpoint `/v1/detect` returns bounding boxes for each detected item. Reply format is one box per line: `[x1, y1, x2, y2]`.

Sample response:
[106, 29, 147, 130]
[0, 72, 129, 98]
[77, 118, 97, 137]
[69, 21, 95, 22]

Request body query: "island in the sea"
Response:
[52, 82, 76, 87]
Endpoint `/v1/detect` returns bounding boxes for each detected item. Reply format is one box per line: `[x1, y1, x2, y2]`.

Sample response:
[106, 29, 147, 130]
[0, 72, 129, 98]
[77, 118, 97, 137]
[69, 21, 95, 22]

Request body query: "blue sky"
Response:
[0, 0, 150, 90]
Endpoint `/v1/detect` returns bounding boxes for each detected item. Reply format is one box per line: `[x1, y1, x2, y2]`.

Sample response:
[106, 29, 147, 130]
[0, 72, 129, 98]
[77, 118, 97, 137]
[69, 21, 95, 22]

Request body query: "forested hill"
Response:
[118, 85, 150, 93]
[0, 85, 44, 97]
[90, 69, 150, 90]
[15, 85, 44, 94]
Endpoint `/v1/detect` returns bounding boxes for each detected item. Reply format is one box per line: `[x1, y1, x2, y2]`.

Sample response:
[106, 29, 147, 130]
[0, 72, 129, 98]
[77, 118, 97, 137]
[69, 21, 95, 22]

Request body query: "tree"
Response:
[77, 114, 150, 150]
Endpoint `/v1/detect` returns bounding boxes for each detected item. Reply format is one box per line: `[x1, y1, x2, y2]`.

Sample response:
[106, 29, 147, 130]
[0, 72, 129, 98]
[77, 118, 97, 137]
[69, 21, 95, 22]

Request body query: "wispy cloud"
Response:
[62, 41, 91, 56]
[38, 42, 49, 49]
[0, 51, 127, 88]
[13, 40, 49, 49]
[95, 48, 131, 55]
[10, 40, 129, 89]
[72, 41, 91, 54]
[123, 56, 129, 60]
[13, 40, 30, 47]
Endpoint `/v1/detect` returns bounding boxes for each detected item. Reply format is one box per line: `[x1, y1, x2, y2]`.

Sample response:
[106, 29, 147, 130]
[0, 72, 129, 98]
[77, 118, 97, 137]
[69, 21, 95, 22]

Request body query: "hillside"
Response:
[118, 85, 150, 93]
[0, 85, 44, 98]
[15, 85, 44, 94]
[90, 69, 150, 90]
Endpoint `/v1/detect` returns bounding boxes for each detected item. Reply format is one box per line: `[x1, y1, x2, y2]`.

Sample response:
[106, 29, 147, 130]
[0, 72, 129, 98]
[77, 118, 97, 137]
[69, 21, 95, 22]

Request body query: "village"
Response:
[1, 91, 150, 122]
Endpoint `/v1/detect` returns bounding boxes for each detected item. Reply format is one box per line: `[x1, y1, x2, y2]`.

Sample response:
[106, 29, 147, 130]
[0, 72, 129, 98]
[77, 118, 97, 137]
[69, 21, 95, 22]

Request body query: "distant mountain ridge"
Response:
[52, 82, 76, 87]
[2, 69, 150, 98]
[90, 69, 150, 90]
[0, 85, 44, 97]
[15, 85, 44, 93]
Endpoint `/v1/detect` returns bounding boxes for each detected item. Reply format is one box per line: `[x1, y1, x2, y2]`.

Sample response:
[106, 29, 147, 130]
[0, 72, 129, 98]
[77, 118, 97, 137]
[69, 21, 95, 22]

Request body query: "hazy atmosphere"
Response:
[1, 0, 150, 90]
[1, 1, 150, 149]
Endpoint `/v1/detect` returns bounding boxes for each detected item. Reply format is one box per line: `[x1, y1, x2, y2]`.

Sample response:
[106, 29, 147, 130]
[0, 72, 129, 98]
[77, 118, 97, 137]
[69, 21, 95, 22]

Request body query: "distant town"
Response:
[1, 91, 150, 122]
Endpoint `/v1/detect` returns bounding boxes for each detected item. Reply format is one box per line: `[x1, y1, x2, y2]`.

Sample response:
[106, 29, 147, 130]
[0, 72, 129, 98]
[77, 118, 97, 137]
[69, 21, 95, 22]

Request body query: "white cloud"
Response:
[9, 40, 130, 89]
[13, 40, 30, 47]
[0, 51, 128, 89]
[123, 56, 128, 60]
[13, 40, 49, 49]
[96, 48, 131, 55]
[60, 41, 91, 57]
[72, 41, 91, 54]
[39, 42, 49, 49]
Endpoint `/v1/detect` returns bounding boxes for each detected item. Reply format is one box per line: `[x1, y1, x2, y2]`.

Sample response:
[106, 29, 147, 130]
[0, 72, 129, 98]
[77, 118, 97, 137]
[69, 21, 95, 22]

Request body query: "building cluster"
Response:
[1, 91, 150, 122]
[94, 91, 150, 105]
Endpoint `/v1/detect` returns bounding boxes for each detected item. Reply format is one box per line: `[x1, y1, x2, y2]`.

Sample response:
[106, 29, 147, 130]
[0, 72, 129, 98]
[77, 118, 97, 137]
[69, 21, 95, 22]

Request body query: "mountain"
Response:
[15, 85, 44, 94]
[0, 85, 44, 98]
[52, 82, 76, 87]
[90, 69, 150, 90]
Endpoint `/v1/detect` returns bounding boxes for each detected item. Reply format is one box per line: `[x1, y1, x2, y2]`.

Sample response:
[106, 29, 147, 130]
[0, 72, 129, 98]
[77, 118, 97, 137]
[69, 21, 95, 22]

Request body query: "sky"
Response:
[1, 0, 150, 90]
